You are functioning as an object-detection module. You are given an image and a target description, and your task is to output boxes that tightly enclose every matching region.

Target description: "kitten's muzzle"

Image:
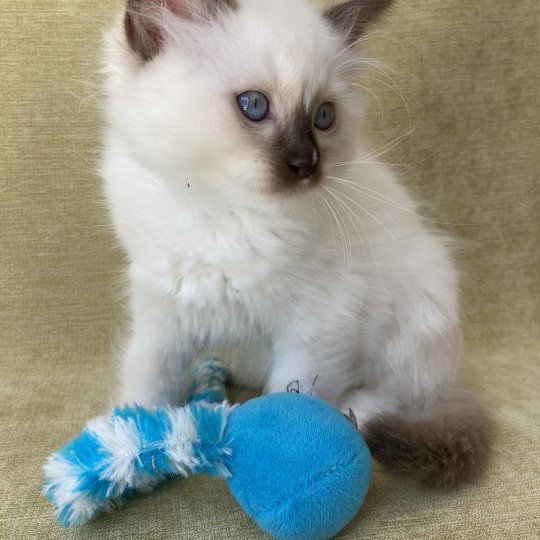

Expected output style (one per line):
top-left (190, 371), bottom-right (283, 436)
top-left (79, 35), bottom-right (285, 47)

top-left (288, 147), bottom-right (319, 180)
top-left (288, 143), bottom-right (319, 180)
top-left (269, 111), bottom-right (321, 193)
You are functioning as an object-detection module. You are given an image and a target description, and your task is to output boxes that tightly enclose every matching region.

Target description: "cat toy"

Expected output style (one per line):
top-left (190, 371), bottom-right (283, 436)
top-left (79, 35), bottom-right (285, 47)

top-left (43, 357), bottom-right (372, 540)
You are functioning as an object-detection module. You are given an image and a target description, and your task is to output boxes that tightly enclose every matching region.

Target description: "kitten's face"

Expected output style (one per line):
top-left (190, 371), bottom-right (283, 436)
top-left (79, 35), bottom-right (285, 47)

top-left (106, 0), bottom-right (391, 205)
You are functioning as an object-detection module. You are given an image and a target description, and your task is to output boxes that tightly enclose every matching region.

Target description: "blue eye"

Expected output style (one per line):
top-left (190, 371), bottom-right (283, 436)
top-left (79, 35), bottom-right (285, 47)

top-left (314, 102), bottom-right (335, 130)
top-left (237, 91), bottom-right (269, 122)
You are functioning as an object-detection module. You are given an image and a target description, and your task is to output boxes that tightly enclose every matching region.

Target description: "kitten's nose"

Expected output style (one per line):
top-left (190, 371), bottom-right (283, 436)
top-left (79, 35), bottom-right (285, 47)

top-left (289, 147), bottom-right (319, 180)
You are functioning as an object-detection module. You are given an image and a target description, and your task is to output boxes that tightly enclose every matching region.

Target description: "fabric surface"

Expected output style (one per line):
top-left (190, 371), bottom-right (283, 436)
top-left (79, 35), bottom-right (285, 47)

top-left (1, 0), bottom-right (538, 538)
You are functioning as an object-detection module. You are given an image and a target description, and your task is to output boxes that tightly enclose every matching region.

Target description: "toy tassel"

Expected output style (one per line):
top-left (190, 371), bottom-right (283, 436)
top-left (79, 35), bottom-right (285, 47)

top-left (42, 358), bottom-right (234, 527)
top-left (189, 356), bottom-right (229, 404)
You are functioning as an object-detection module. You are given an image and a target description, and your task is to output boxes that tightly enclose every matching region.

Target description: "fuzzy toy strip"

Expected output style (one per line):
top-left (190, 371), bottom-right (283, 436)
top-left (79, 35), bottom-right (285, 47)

top-left (189, 356), bottom-right (229, 404)
top-left (43, 357), bottom-right (234, 527)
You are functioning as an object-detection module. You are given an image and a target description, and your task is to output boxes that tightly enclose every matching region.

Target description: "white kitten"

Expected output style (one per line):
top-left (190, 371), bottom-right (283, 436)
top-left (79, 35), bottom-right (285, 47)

top-left (100, 0), bottom-right (490, 486)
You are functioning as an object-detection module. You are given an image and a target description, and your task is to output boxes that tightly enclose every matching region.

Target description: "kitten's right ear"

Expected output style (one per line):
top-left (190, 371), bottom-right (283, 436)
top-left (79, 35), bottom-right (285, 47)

top-left (124, 0), bottom-right (238, 61)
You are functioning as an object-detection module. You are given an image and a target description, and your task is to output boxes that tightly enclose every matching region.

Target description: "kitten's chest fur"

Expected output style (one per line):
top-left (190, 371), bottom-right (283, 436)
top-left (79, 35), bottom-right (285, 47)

top-left (110, 170), bottom-right (325, 341)
top-left (148, 220), bottom-right (285, 311)
top-left (103, 147), bottom-right (381, 346)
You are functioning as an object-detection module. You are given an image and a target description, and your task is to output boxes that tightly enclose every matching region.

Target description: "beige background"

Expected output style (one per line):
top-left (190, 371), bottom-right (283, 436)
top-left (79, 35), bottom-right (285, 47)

top-left (1, 1), bottom-right (538, 538)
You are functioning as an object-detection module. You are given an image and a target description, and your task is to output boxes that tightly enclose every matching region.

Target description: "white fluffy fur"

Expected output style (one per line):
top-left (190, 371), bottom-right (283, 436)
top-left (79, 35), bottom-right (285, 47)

top-left (101, 0), bottom-right (461, 427)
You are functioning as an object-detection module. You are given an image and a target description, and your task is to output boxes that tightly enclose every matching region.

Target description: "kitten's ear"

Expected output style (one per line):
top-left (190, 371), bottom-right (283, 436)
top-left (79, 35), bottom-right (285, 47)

top-left (324, 0), bottom-right (394, 45)
top-left (124, 0), bottom-right (238, 61)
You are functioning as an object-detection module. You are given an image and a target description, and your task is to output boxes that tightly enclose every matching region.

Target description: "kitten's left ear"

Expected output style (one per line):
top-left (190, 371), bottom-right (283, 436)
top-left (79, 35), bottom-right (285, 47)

top-left (324, 0), bottom-right (394, 44)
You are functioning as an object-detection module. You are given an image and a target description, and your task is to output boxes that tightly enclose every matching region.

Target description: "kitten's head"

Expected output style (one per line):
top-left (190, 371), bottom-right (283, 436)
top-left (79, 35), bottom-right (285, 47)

top-left (104, 0), bottom-right (393, 205)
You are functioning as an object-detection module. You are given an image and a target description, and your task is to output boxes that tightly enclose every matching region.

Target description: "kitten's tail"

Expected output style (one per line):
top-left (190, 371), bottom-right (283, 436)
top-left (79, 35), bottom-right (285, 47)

top-left (359, 386), bottom-right (492, 487)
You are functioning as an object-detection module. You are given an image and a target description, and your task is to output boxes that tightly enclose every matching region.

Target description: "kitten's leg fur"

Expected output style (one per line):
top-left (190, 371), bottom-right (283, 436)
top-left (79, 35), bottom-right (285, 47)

top-left (340, 313), bottom-right (492, 488)
top-left (265, 344), bottom-right (316, 395)
top-left (220, 342), bottom-right (273, 391)
top-left (118, 286), bottom-right (196, 407)
top-left (339, 389), bottom-right (401, 427)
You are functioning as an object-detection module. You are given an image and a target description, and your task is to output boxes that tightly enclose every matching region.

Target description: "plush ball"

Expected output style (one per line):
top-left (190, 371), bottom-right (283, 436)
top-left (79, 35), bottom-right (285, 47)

top-left (225, 393), bottom-right (372, 540)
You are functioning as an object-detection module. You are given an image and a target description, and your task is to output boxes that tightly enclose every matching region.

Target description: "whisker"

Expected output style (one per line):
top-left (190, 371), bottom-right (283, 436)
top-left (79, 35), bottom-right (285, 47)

top-left (335, 57), bottom-right (414, 162)
top-left (322, 184), bottom-right (367, 262)
top-left (325, 176), bottom-right (403, 236)
top-left (334, 123), bottom-right (419, 167)
top-left (314, 191), bottom-right (337, 255)
top-left (356, 73), bottom-right (412, 137)
top-left (320, 191), bottom-right (351, 279)
top-left (335, 147), bottom-right (440, 168)
top-left (323, 189), bottom-right (352, 276)
top-left (309, 192), bottom-right (319, 239)
top-left (342, 50), bottom-right (429, 88)
top-left (322, 185), bottom-right (384, 287)
top-left (324, 184), bottom-right (397, 241)
top-left (334, 179), bottom-right (403, 237)
top-left (327, 173), bottom-right (407, 209)
top-left (324, 174), bottom-right (465, 227)
top-left (328, 33), bottom-right (378, 68)
top-left (351, 82), bottom-right (384, 122)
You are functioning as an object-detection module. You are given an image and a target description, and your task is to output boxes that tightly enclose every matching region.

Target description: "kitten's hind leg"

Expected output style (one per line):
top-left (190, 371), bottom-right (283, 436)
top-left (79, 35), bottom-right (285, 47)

top-left (345, 385), bottom-right (492, 488)
top-left (338, 388), bottom-right (401, 428)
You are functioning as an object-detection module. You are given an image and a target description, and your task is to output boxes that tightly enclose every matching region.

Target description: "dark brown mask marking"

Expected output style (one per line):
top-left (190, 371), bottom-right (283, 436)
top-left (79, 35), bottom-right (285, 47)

top-left (270, 106), bottom-right (320, 193)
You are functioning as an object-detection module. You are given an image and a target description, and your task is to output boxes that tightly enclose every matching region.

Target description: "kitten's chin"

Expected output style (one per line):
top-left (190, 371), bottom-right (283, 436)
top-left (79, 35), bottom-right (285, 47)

top-left (267, 174), bottom-right (321, 198)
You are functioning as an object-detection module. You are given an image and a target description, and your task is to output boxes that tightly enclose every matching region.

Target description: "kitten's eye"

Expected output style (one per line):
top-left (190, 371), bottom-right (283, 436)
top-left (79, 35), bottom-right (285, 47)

top-left (314, 102), bottom-right (335, 131)
top-left (237, 91), bottom-right (270, 122)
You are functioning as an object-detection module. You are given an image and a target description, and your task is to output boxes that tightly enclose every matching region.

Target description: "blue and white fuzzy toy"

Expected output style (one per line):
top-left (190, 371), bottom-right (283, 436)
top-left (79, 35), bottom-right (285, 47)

top-left (43, 357), bottom-right (372, 540)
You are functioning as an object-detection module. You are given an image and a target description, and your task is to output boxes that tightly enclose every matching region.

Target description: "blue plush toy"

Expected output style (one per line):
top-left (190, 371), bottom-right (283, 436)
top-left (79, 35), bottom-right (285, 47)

top-left (43, 357), bottom-right (372, 540)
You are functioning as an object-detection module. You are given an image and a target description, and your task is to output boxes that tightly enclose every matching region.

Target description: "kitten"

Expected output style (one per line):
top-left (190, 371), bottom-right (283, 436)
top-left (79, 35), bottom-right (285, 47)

top-left (101, 0), bottom-right (490, 487)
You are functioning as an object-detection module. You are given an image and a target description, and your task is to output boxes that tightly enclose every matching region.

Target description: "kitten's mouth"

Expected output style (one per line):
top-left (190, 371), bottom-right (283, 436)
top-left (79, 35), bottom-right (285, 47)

top-left (269, 172), bottom-right (322, 197)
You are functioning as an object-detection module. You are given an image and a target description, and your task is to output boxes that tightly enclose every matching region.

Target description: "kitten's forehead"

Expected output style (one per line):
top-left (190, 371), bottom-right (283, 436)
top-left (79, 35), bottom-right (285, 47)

top-left (223, 0), bottom-right (342, 108)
